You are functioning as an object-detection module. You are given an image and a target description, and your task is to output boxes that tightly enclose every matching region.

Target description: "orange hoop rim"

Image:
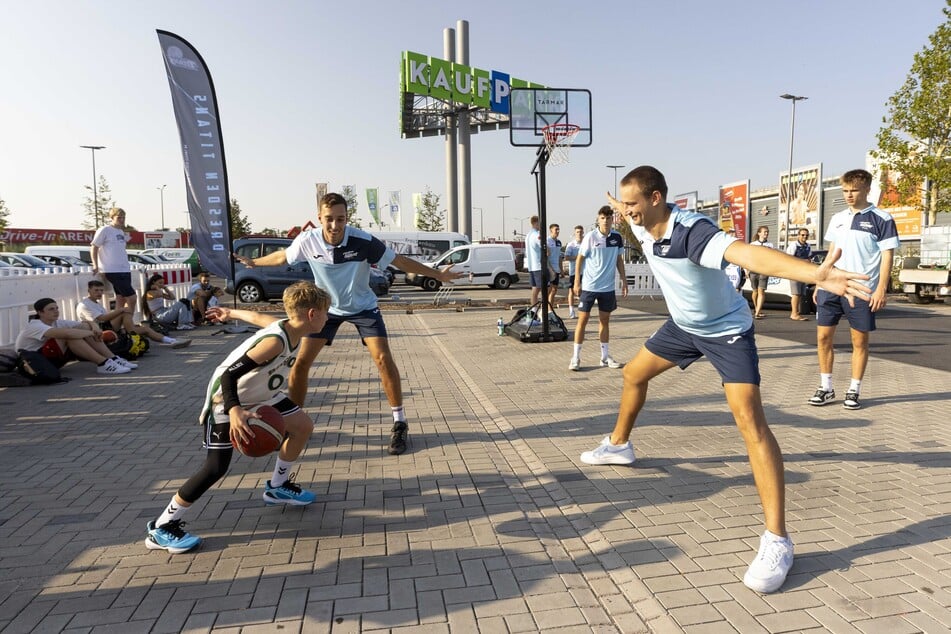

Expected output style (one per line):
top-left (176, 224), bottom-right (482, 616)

top-left (542, 123), bottom-right (581, 144)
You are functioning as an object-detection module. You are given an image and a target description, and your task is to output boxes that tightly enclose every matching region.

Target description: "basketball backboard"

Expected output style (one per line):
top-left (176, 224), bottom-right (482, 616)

top-left (509, 88), bottom-right (592, 147)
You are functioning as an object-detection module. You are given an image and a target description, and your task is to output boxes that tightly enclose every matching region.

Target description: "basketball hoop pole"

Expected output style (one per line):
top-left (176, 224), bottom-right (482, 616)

top-left (531, 144), bottom-right (554, 341)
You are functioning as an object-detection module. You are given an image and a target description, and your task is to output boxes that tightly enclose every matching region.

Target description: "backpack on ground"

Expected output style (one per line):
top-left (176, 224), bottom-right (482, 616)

top-left (16, 350), bottom-right (66, 385)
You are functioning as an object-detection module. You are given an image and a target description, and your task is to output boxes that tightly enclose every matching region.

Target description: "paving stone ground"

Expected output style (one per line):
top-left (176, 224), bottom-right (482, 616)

top-left (0, 305), bottom-right (949, 633)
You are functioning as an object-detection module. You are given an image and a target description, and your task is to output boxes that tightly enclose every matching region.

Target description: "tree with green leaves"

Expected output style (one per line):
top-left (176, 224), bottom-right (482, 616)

top-left (229, 198), bottom-right (253, 238)
top-left (0, 195), bottom-right (10, 234)
top-left (81, 175), bottom-right (115, 229)
top-left (341, 185), bottom-right (362, 228)
top-left (874, 1), bottom-right (951, 225)
top-left (415, 187), bottom-right (443, 231)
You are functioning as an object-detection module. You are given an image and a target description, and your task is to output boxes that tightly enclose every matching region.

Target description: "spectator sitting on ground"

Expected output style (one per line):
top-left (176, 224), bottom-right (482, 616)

top-left (186, 272), bottom-right (224, 324)
top-left (15, 298), bottom-right (135, 374)
top-left (143, 274), bottom-right (195, 331)
top-left (77, 280), bottom-right (192, 349)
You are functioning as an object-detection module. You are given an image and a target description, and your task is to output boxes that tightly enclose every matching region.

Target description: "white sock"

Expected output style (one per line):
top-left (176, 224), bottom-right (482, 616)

top-left (820, 373), bottom-right (833, 391)
top-left (572, 343), bottom-right (582, 359)
top-left (600, 343), bottom-right (609, 359)
top-left (392, 406), bottom-right (406, 423)
top-left (848, 379), bottom-right (862, 394)
top-left (155, 496), bottom-right (188, 528)
top-left (162, 336), bottom-right (175, 344)
top-left (271, 458), bottom-right (294, 487)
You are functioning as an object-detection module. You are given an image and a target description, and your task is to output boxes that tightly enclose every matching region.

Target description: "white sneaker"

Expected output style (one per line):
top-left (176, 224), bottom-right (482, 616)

top-left (568, 310), bottom-right (576, 319)
top-left (600, 356), bottom-right (622, 369)
top-left (177, 324), bottom-right (196, 331)
top-left (568, 357), bottom-right (580, 371)
top-left (169, 339), bottom-right (192, 349)
top-left (115, 357), bottom-right (138, 370)
top-left (743, 531), bottom-right (794, 593)
top-left (98, 358), bottom-right (131, 375)
top-left (580, 436), bottom-right (635, 465)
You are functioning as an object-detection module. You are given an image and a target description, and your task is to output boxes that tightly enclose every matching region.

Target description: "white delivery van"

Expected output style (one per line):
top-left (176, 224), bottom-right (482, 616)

top-left (25, 245), bottom-right (93, 264)
top-left (405, 243), bottom-right (519, 291)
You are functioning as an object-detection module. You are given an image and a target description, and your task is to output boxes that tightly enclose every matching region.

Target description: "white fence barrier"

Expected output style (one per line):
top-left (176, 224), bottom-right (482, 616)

top-left (623, 263), bottom-right (662, 298)
top-left (0, 265), bottom-right (192, 349)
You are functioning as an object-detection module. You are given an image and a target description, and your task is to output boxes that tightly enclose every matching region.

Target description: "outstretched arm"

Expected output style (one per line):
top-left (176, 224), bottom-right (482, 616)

top-left (391, 254), bottom-right (465, 283)
top-left (233, 249), bottom-right (288, 268)
top-left (206, 306), bottom-right (281, 329)
top-left (724, 242), bottom-right (870, 303)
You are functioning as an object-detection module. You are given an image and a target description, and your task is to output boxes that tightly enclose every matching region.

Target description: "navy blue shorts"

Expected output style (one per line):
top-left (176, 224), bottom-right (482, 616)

top-left (307, 307), bottom-right (388, 345)
top-left (104, 272), bottom-right (136, 298)
top-left (578, 290), bottom-right (617, 313)
top-left (816, 290), bottom-right (875, 332)
top-left (645, 319), bottom-right (761, 385)
top-left (529, 270), bottom-right (558, 288)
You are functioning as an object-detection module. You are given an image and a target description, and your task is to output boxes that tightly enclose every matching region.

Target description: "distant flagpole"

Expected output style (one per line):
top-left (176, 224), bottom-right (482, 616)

top-left (156, 30), bottom-right (234, 282)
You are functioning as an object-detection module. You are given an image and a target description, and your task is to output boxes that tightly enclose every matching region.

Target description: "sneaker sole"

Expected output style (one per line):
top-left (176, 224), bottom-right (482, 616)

top-left (388, 444), bottom-right (407, 456)
top-left (144, 535), bottom-right (200, 554)
top-left (580, 454), bottom-right (635, 466)
top-left (843, 403), bottom-right (861, 410)
top-left (262, 492), bottom-right (315, 506)
top-left (742, 569), bottom-right (787, 594)
top-left (808, 399), bottom-right (833, 406)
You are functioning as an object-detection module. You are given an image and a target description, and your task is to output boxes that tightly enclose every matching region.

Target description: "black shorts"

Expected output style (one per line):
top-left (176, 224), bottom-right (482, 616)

top-left (307, 307), bottom-right (388, 346)
top-left (104, 272), bottom-right (136, 298)
top-left (203, 395), bottom-right (299, 450)
top-left (645, 319), bottom-right (761, 385)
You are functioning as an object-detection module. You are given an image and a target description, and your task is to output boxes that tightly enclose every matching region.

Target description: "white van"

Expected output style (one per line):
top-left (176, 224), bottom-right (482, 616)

top-left (25, 245), bottom-right (93, 264)
top-left (405, 243), bottom-right (519, 291)
top-left (369, 231), bottom-right (470, 261)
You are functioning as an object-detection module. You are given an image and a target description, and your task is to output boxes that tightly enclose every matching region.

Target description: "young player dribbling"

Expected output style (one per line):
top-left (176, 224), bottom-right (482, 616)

top-left (144, 282), bottom-right (330, 553)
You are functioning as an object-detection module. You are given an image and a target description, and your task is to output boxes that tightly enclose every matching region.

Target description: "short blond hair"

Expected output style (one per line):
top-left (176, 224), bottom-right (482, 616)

top-left (109, 207), bottom-right (126, 219)
top-left (283, 281), bottom-right (330, 316)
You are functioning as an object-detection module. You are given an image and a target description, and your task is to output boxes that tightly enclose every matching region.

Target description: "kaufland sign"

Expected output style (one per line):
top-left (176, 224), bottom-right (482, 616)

top-left (401, 51), bottom-right (542, 114)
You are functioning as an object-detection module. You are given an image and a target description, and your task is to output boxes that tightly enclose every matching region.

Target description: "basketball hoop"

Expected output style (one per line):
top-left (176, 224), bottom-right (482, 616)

top-left (542, 123), bottom-right (581, 166)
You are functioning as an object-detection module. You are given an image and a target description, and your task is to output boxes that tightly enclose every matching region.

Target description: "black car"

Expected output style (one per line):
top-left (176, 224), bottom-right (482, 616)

top-left (227, 237), bottom-right (389, 303)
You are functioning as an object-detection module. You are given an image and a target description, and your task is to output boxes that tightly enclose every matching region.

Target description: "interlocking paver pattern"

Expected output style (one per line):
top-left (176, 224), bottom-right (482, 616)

top-left (0, 304), bottom-right (949, 632)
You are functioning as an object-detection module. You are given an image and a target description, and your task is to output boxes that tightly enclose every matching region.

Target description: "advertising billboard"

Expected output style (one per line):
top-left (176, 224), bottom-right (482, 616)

top-left (778, 164), bottom-right (822, 248)
top-left (718, 181), bottom-right (750, 241)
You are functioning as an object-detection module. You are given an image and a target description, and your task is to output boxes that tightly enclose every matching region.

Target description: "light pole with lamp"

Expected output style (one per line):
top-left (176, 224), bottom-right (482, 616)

top-left (473, 206), bottom-right (484, 240)
top-left (606, 164), bottom-right (625, 198)
top-left (497, 195), bottom-right (510, 241)
top-left (157, 184), bottom-right (167, 230)
top-left (780, 94), bottom-right (807, 246)
top-left (80, 145), bottom-right (106, 228)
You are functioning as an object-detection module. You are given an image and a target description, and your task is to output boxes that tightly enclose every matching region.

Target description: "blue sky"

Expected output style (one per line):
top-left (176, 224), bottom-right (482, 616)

top-left (0, 0), bottom-right (944, 240)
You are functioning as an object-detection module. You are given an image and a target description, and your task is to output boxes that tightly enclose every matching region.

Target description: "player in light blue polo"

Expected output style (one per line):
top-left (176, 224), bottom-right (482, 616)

top-left (568, 206), bottom-right (628, 371)
top-left (234, 193), bottom-right (463, 455)
top-left (581, 166), bottom-right (871, 595)
top-left (809, 169), bottom-right (899, 411)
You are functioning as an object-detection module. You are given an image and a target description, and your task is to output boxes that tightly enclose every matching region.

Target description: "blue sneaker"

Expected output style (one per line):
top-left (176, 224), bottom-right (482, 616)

top-left (145, 519), bottom-right (201, 553)
top-left (263, 476), bottom-right (316, 506)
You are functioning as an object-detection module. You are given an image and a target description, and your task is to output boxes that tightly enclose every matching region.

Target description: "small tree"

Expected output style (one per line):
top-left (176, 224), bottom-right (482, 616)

top-left (81, 175), bottom-right (116, 229)
top-left (229, 198), bottom-right (253, 238)
top-left (0, 195), bottom-right (10, 234)
top-left (341, 185), bottom-right (362, 228)
top-left (873, 1), bottom-right (951, 225)
top-left (415, 187), bottom-right (443, 231)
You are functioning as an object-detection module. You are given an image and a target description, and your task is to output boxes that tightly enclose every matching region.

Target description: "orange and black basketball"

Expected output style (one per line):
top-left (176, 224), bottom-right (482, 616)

top-left (232, 405), bottom-right (285, 457)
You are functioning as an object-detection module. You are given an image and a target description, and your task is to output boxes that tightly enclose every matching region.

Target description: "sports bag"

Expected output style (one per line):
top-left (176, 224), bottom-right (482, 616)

top-left (16, 350), bottom-right (65, 384)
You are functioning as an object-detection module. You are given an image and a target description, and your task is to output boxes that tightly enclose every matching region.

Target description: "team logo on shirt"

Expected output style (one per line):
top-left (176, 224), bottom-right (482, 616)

top-left (859, 221), bottom-right (873, 230)
top-left (342, 250), bottom-right (360, 260)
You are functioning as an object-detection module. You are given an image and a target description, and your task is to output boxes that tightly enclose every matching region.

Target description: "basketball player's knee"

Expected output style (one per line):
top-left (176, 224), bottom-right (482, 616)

top-left (284, 412), bottom-right (314, 437)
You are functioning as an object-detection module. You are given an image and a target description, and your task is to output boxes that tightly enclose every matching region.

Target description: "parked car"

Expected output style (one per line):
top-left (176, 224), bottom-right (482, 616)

top-left (227, 237), bottom-right (389, 303)
top-left (126, 252), bottom-right (165, 267)
top-left (0, 252), bottom-right (59, 270)
top-left (33, 254), bottom-right (90, 269)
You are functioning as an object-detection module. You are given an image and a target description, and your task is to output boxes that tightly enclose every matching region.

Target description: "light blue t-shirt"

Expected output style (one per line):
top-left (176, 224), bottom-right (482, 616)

top-left (564, 239), bottom-right (582, 276)
top-left (630, 205), bottom-right (751, 337)
top-left (525, 228), bottom-right (542, 272)
top-left (284, 226), bottom-right (396, 316)
top-left (579, 229), bottom-right (624, 293)
top-left (824, 205), bottom-right (899, 293)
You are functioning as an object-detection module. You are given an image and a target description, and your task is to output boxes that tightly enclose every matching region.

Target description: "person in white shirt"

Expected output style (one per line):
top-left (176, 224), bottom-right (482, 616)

top-left (77, 280), bottom-right (191, 348)
top-left (747, 226), bottom-right (774, 319)
top-left (91, 208), bottom-right (136, 313)
top-left (563, 225), bottom-right (585, 318)
top-left (16, 298), bottom-right (133, 374)
top-left (785, 229), bottom-right (813, 321)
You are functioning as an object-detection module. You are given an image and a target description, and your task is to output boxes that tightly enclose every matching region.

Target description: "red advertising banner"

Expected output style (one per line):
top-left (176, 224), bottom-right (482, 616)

top-left (718, 181), bottom-right (750, 241)
top-left (0, 228), bottom-right (185, 247)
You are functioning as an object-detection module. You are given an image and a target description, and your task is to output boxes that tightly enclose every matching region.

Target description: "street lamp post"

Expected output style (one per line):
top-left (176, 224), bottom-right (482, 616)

top-left (497, 195), bottom-right (510, 241)
top-left (157, 184), bottom-right (167, 230)
top-left (780, 94), bottom-right (807, 243)
top-left (473, 206), bottom-right (484, 240)
top-left (80, 145), bottom-right (106, 228)
top-left (606, 164), bottom-right (625, 198)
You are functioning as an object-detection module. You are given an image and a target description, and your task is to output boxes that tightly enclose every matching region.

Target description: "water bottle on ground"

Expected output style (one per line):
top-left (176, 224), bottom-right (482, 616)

top-left (497, 317), bottom-right (505, 336)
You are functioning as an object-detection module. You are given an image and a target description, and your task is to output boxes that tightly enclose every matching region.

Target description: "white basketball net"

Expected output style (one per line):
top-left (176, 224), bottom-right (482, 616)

top-left (543, 124), bottom-right (581, 166)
